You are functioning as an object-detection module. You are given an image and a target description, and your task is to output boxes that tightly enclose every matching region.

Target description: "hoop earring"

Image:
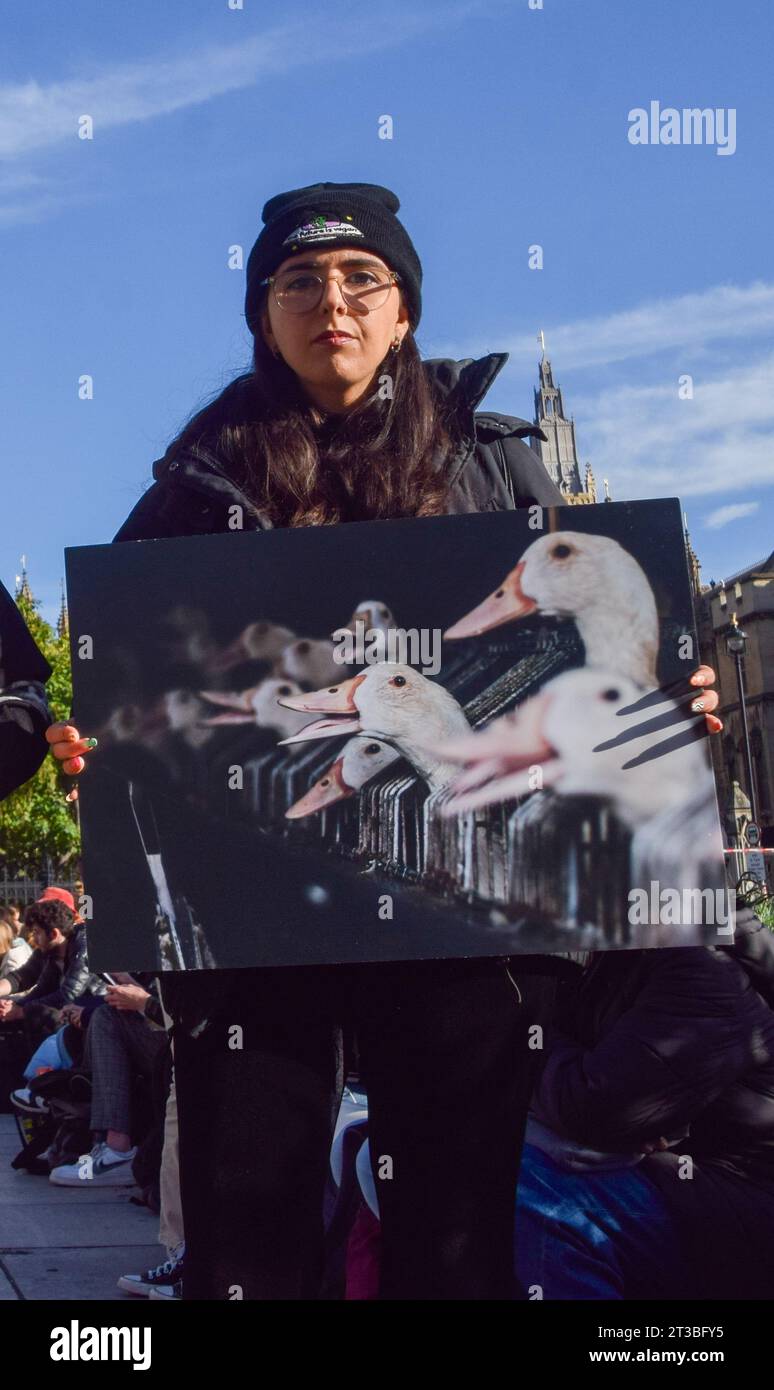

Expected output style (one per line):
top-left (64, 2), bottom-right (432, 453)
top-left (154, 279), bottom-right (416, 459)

top-left (390, 337), bottom-right (401, 354)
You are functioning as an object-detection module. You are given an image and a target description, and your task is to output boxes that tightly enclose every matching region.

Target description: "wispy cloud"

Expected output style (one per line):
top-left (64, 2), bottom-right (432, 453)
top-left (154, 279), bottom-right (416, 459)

top-left (0, 7), bottom-right (478, 160)
top-left (568, 350), bottom-right (774, 500)
top-left (437, 280), bottom-right (774, 506)
top-left (443, 281), bottom-right (774, 373)
top-left (0, 5), bottom-right (482, 225)
top-left (704, 501), bottom-right (760, 530)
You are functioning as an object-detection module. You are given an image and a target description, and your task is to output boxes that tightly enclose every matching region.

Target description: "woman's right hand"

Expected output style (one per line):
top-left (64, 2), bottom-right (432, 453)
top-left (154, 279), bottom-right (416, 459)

top-left (45, 722), bottom-right (98, 798)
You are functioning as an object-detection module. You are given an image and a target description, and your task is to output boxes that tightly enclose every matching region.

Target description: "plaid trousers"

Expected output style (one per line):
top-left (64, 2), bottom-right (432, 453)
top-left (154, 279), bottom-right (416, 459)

top-left (83, 1003), bottom-right (168, 1136)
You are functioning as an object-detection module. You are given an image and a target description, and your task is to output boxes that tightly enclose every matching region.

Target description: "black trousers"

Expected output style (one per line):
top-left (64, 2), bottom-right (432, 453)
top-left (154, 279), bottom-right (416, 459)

top-left (22, 1003), bottom-right (64, 1054)
top-left (170, 958), bottom-right (557, 1301)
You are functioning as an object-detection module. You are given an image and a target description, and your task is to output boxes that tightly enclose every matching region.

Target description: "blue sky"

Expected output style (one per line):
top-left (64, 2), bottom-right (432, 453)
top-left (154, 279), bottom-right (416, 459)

top-left (2, 0), bottom-right (772, 621)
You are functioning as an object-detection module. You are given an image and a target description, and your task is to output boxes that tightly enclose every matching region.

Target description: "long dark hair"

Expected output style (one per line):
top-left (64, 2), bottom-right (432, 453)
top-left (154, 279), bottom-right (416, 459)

top-left (162, 298), bottom-right (459, 527)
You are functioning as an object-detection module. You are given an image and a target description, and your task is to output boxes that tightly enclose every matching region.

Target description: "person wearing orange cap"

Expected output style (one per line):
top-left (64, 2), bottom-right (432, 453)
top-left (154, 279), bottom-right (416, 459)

top-left (0, 895), bottom-right (105, 1050)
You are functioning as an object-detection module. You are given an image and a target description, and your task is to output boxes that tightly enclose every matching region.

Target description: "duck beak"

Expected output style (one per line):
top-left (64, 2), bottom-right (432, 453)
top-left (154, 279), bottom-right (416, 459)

top-left (277, 672), bottom-right (366, 713)
top-left (285, 757), bottom-right (352, 818)
top-left (331, 608), bottom-right (368, 639)
top-left (197, 687), bottom-right (255, 726)
top-left (199, 689), bottom-right (253, 711)
top-left (278, 716), bottom-right (362, 745)
top-left (444, 562), bottom-right (537, 639)
top-left (440, 690), bottom-right (558, 812)
top-left (199, 711), bottom-right (255, 726)
top-left (209, 637), bottom-right (246, 673)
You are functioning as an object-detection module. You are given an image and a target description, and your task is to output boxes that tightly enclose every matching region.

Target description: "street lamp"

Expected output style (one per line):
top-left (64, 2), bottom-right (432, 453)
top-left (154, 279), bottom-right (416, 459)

top-left (726, 612), bottom-right (760, 826)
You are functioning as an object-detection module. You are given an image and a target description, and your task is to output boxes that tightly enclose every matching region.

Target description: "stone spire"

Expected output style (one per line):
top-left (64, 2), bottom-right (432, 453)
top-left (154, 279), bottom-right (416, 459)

top-left (15, 555), bottom-right (33, 605)
top-left (532, 349), bottom-right (583, 495)
top-left (57, 579), bottom-right (69, 639)
top-left (683, 514), bottom-right (703, 597)
top-left (531, 343), bottom-right (600, 504)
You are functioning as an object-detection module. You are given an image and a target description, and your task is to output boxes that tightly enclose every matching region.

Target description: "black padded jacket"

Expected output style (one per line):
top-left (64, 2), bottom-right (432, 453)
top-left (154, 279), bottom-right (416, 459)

top-left (113, 353), bottom-right (562, 544)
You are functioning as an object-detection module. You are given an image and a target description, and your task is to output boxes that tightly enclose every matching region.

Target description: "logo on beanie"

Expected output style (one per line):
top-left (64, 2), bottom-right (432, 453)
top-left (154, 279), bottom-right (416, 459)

top-left (282, 214), bottom-right (365, 248)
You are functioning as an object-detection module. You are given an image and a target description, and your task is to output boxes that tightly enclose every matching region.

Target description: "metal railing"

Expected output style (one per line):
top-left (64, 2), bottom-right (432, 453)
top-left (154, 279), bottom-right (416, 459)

top-left (1, 874), bottom-right (80, 908)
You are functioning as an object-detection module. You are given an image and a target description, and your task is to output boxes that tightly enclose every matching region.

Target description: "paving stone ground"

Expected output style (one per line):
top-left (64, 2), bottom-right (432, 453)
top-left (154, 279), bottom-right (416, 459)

top-left (0, 1113), bottom-right (164, 1301)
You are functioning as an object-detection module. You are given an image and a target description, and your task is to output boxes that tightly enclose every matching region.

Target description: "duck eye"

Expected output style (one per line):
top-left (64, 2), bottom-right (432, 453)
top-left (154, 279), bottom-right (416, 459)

top-left (601, 687), bottom-right (620, 702)
top-left (277, 685), bottom-right (292, 696)
top-left (296, 640), bottom-right (310, 654)
top-left (379, 607), bottom-right (389, 618)
top-left (390, 675), bottom-right (407, 687)
top-left (365, 742), bottom-right (381, 754)
top-left (552, 543), bottom-right (572, 559)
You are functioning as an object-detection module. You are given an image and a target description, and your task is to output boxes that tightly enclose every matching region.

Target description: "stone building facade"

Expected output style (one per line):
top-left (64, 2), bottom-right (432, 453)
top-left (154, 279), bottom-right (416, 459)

top-left (695, 552), bottom-right (774, 852)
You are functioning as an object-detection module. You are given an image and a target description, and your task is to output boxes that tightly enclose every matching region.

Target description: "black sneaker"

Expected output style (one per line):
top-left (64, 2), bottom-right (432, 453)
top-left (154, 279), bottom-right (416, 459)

top-left (117, 1248), bottom-right (185, 1298)
top-left (10, 1087), bottom-right (50, 1115)
top-left (148, 1279), bottom-right (182, 1300)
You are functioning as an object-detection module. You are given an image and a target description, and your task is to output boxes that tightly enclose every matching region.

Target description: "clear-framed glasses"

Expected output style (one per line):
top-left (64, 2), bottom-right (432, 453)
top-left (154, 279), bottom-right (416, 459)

top-left (261, 266), bottom-right (400, 315)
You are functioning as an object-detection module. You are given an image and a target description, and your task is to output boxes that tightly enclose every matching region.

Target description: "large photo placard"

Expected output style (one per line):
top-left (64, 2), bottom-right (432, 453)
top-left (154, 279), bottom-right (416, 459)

top-left (65, 498), bottom-right (728, 971)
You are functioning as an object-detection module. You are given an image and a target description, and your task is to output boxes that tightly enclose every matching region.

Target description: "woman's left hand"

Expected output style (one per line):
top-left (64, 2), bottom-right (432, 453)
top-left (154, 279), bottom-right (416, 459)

top-left (689, 665), bottom-right (722, 734)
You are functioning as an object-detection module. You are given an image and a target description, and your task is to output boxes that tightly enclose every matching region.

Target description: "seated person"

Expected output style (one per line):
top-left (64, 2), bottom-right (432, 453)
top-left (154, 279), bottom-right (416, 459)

top-left (0, 908), bottom-right (32, 980)
top-left (515, 920), bottom-right (774, 1301)
top-left (50, 977), bottom-right (169, 1187)
top-left (0, 891), bottom-right (106, 1048)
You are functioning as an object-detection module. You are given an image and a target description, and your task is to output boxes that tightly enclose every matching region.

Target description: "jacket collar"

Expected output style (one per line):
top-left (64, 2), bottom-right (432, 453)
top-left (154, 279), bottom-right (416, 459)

top-left (421, 351), bottom-right (510, 414)
top-left (422, 352), bottom-right (512, 487)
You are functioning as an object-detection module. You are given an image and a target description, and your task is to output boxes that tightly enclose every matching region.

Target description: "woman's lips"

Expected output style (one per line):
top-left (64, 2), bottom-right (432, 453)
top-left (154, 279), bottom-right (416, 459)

top-left (313, 332), bottom-right (354, 345)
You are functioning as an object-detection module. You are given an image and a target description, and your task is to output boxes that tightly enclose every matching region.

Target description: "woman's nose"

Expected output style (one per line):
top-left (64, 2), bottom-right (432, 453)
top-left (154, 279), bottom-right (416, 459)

top-left (319, 276), bottom-right (347, 312)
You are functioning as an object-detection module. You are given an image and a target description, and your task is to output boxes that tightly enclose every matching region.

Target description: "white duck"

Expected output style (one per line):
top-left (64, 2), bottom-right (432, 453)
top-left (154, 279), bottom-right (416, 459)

top-left (437, 668), bottom-right (713, 827)
top-left (444, 532), bottom-right (660, 688)
top-left (209, 620), bottom-right (297, 673)
top-left (275, 637), bottom-right (343, 688)
top-left (333, 599), bottom-right (397, 640)
top-left (96, 702), bottom-right (167, 752)
top-left (199, 677), bottom-right (311, 740)
top-left (285, 737), bottom-right (402, 819)
top-left (277, 662), bottom-right (471, 791)
top-left (162, 689), bottom-right (214, 751)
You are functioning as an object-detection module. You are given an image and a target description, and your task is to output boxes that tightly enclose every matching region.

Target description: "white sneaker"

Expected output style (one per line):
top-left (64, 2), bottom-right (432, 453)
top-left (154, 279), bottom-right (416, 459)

top-left (49, 1141), bottom-right (138, 1187)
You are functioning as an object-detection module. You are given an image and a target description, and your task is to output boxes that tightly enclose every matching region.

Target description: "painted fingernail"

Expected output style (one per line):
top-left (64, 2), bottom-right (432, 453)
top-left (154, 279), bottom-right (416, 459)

top-left (84, 737), bottom-right (98, 748)
top-left (691, 698), bottom-right (705, 712)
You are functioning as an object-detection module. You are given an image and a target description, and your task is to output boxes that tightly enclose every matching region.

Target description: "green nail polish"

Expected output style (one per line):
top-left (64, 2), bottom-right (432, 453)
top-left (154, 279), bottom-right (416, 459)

top-left (85, 737), bottom-right (98, 749)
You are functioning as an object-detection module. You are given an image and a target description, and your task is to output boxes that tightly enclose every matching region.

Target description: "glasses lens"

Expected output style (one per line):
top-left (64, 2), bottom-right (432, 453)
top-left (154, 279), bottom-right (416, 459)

top-left (273, 271), bottom-right (323, 313)
top-left (273, 269), bottom-right (395, 313)
top-left (341, 271), bottom-right (393, 312)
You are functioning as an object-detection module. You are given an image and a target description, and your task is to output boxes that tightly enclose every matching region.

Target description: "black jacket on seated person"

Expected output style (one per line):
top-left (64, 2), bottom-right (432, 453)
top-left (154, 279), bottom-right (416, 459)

top-left (534, 920), bottom-right (774, 1298)
top-left (4, 923), bottom-right (107, 1012)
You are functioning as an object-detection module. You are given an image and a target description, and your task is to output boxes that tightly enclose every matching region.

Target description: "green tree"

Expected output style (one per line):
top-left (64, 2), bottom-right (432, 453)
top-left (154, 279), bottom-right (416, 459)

top-left (0, 586), bottom-right (80, 878)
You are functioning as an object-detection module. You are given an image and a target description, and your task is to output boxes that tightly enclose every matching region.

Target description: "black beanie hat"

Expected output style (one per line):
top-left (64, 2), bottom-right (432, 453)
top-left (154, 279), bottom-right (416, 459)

top-left (244, 182), bottom-right (422, 336)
